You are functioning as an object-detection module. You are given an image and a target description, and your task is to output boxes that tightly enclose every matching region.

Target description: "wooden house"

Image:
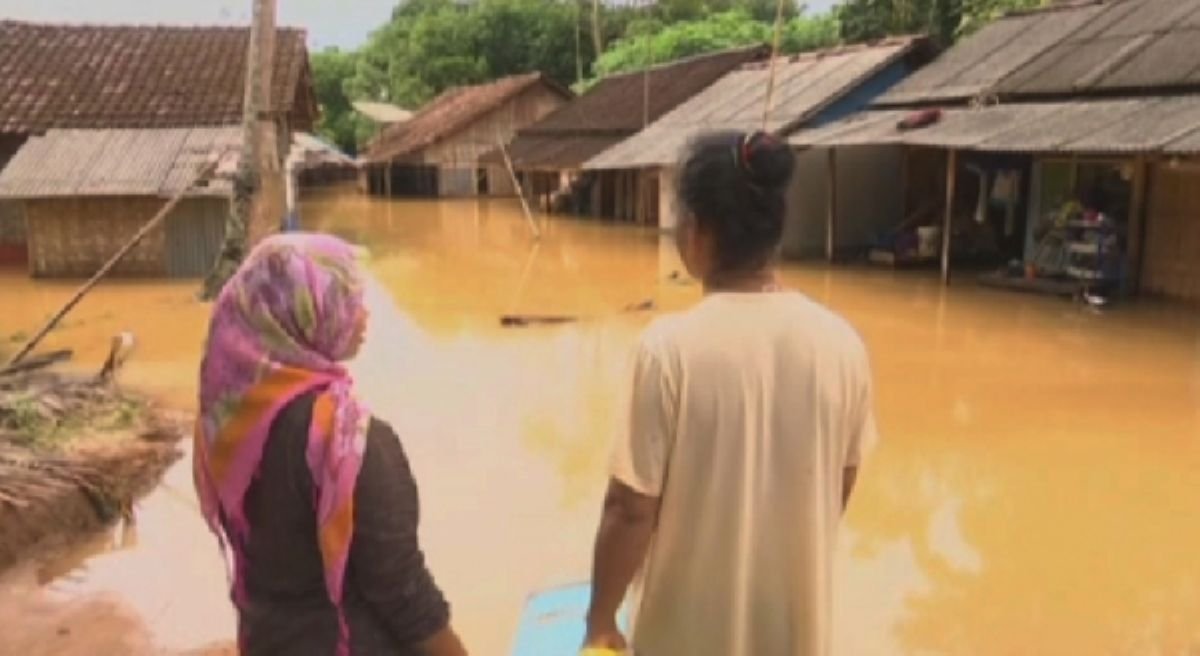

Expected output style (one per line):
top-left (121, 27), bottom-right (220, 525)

top-left (0, 21), bottom-right (317, 277)
top-left (504, 46), bottom-right (766, 222)
top-left (791, 0), bottom-right (1200, 303)
top-left (584, 37), bottom-right (931, 250)
top-left (361, 73), bottom-right (572, 198)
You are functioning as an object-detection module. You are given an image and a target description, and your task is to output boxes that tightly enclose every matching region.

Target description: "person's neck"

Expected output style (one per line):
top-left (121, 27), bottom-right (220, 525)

top-left (703, 268), bottom-right (781, 294)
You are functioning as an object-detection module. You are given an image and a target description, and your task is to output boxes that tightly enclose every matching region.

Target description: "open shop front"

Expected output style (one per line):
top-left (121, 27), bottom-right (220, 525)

top-left (980, 156), bottom-right (1138, 301)
top-left (863, 147), bottom-right (1032, 275)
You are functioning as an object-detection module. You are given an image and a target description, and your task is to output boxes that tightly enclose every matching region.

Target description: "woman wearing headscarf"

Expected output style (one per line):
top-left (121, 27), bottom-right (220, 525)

top-left (193, 233), bottom-right (466, 656)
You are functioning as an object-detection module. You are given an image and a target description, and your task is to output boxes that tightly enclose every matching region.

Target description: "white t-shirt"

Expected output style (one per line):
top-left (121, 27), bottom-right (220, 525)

top-left (611, 291), bottom-right (877, 656)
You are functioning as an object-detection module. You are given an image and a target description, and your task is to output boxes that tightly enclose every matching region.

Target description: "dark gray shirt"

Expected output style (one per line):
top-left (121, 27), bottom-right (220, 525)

top-left (236, 392), bottom-right (449, 655)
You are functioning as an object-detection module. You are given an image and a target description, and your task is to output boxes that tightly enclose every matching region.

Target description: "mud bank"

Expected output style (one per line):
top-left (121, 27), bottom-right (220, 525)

top-left (0, 370), bottom-right (186, 572)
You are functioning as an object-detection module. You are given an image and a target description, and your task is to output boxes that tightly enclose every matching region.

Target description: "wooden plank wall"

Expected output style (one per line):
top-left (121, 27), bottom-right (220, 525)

top-left (423, 84), bottom-right (569, 191)
top-left (1143, 163), bottom-right (1200, 302)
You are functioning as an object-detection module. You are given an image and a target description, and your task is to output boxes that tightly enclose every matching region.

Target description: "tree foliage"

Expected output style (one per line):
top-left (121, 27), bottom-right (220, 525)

top-left (836, 0), bottom-right (1044, 46)
top-left (311, 47), bottom-right (374, 154)
top-left (346, 0), bottom-right (604, 108)
top-left (308, 0), bottom-right (1040, 152)
top-left (594, 9), bottom-right (840, 77)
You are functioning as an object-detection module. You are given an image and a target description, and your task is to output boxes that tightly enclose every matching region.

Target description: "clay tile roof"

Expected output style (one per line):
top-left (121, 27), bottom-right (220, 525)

top-left (364, 73), bottom-right (573, 163)
top-left (0, 20), bottom-right (317, 135)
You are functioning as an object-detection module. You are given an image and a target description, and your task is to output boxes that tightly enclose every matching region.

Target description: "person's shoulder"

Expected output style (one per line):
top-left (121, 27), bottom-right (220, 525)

top-left (786, 294), bottom-right (869, 355)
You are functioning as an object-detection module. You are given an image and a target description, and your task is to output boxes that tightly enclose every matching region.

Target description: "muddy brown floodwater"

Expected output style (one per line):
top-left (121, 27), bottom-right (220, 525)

top-left (0, 189), bottom-right (1198, 655)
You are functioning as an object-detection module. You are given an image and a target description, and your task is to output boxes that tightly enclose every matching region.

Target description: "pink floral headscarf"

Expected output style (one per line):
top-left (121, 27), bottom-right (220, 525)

top-left (193, 233), bottom-right (368, 656)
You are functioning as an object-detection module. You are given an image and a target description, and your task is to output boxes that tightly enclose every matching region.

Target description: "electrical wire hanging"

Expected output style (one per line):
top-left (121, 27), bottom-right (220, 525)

top-left (761, 0), bottom-right (789, 131)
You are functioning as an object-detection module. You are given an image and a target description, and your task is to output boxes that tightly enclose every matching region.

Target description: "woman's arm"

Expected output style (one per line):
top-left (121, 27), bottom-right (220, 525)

top-left (348, 418), bottom-right (467, 656)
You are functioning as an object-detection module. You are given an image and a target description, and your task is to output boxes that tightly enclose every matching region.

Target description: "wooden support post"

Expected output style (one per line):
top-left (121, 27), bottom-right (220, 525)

top-left (590, 173), bottom-right (602, 219)
top-left (1127, 155), bottom-right (1148, 295)
top-left (384, 161), bottom-right (393, 198)
top-left (621, 172), bottom-right (630, 221)
top-left (942, 149), bottom-right (959, 286)
top-left (826, 148), bottom-right (838, 262)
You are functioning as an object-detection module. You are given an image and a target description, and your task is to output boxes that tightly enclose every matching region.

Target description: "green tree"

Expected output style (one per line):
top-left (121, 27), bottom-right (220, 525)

top-left (310, 47), bottom-right (365, 153)
top-left (836, 0), bottom-right (1043, 46)
top-left (594, 9), bottom-right (839, 78)
top-left (346, 0), bottom-right (603, 109)
top-left (958, 0), bottom-right (1044, 35)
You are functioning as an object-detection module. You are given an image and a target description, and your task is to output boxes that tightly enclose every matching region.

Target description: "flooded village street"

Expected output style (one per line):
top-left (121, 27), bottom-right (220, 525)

top-left (0, 192), bottom-right (1197, 654)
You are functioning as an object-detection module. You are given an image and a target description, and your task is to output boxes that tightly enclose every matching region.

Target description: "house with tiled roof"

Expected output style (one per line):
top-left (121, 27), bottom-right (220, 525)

top-left (0, 20), bottom-right (316, 277)
top-left (361, 73), bottom-right (572, 198)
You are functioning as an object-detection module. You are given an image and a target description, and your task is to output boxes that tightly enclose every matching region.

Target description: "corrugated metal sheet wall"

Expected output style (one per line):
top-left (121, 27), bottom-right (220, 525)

top-left (166, 198), bottom-right (227, 278)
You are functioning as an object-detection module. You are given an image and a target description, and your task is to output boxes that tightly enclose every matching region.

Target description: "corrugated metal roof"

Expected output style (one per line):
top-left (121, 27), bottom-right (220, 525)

top-left (364, 73), bottom-right (572, 164)
top-left (997, 0), bottom-right (1200, 96)
top-left (352, 101), bottom-right (413, 124)
top-left (497, 134), bottom-right (623, 170)
top-left (877, 3), bottom-right (1105, 105)
top-left (790, 97), bottom-right (1200, 154)
top-left (585, 38), bottom-right (923, 170)
top-left (507, 46), bottom-right (766, 169)
top-left (290, 132), bottom-right (357, 169)
top-left (0, 127), bottom-right (240, 199)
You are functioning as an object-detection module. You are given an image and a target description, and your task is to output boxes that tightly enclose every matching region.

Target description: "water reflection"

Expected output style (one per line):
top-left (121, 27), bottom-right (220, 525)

top-left (0, 191), bottom-right (1196, 654)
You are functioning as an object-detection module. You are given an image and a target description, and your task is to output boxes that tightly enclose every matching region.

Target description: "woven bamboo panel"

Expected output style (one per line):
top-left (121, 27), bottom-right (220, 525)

top-left (1143, 165), bottom-right (1200, 302)
top-left (26, 198), bottom-right (169, 277)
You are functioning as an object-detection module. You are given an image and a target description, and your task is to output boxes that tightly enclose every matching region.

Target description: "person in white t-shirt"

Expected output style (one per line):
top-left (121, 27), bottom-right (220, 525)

top-left (583, 131), bottom-right (878, 656)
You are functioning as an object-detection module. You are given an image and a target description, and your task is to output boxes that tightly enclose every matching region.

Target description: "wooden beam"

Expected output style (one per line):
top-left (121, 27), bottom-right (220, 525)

top-left (498, 140), bottom-right (541, 239)
top-left (620, 172), bottom-right (629, 222)
top-left (942, 149), bottom-right (959, 286)
top-left (384, 161), bottom-right (393, 198)
top-left (826, 148), bottom-right (838, 262)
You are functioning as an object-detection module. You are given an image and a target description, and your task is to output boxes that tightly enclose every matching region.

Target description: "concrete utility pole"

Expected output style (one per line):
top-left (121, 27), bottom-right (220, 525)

top-left (203, 0), bottom-right (277, 299)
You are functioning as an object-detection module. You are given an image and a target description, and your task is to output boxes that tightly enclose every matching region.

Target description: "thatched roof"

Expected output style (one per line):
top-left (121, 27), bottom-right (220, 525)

top-left (0, 21), bottom-right (317, 134)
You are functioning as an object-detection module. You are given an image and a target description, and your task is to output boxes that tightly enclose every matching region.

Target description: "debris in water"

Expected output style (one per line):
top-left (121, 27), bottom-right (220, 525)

top-left (500, 315), bottom-right (579, 327)
top-left (97, 331), bottom-right (136, 382)
top-left (0, 370), bottom-right (185, 573)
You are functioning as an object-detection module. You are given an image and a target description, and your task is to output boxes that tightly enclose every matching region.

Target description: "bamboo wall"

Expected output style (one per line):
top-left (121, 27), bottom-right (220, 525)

top-left (26, 197), bottom-right (168, 277)
top-left (1143, 163), bottom-right (1200, 302)
top-left (25, 196), bottom-right (226, 278)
